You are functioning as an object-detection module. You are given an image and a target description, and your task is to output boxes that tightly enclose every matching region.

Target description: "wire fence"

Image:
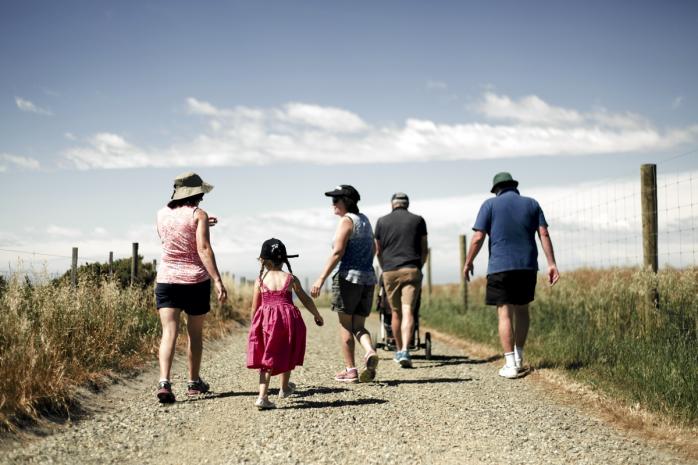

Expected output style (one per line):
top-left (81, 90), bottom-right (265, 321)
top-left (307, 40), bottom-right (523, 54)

top-left (0, 247), bottom-right (132, 281)
top-left (543, 153), bottom-right (698, 271)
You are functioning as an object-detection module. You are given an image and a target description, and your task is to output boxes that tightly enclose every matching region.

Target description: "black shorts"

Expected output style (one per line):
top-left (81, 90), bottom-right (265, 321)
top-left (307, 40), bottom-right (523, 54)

top-left (331, 273), bottom-right (374, 317)
top-left (485, 270), bottom-right (537, 306)
top-left (155, 280), bottom-right (211, 316)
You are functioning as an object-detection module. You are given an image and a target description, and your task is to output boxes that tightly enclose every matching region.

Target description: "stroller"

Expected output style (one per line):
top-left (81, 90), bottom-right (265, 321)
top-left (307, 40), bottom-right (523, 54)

top-left (374, 275), bottom-right (432, 359)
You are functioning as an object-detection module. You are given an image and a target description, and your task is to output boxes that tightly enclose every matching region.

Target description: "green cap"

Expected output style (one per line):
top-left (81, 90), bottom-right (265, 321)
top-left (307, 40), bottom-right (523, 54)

top-left (491, 172), bottom-right (518, 193)
top-left (170, 172), bottom-right (214, 200)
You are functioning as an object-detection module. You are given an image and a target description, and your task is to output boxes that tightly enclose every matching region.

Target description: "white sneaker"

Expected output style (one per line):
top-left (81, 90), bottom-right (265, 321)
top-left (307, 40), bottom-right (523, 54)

top-left (514, 357), bottom-right (523, 369)
top-left (255, 397), bottom-right (276, 410)
top-left (498, 364), bottom-right (520, 379)
top-left (278, 382), bottom-right (296, 399)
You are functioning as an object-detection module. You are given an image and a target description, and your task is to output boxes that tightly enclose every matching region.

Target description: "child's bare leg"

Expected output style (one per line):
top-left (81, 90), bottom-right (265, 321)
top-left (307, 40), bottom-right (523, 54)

top-left (280, 371), bottom-right (291, 391)
top-left (258, 370), bottom-right (272, 399)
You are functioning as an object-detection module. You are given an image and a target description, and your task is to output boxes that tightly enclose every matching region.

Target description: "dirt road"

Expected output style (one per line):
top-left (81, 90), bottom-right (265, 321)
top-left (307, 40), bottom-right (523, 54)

top-left (2, 309), bottom-right (690, 465)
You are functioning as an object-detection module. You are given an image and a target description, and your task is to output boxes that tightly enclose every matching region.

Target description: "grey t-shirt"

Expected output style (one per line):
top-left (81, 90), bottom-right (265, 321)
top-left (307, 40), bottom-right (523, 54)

top-left (375, 208), bottom-right (427, 272)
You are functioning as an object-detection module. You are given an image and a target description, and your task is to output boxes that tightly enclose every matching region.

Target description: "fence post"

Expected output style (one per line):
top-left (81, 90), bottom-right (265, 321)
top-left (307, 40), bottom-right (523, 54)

top-left (459, 234), bottom-right (468, 312)
top-left (71, 247), bottom-right (78, 288)
top-left (425, 247), bottom-right (432, 304)
top-left (131, 242), bottom-right (139, 286)
top-left (641, 164), bottom-right (659, 308)
top-left (641, 164), bottom-right (658, 272)
top-left (108, 251), bottom-right (113, 277)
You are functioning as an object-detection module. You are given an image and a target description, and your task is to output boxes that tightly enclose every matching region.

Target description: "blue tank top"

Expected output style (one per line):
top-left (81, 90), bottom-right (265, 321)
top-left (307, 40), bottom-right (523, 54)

top-left (338, 213), bottom-right (377, 285)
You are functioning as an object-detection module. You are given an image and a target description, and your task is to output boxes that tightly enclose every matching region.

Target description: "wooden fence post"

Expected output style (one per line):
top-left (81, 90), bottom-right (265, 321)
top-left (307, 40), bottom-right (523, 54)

top-left (71, 247), bottom-right (78, 288)
top-left (459, 234), bottom-right (468, 312)
top-left (641, 164), bottom-right (659, 272)
top-left (131, 242), bottom-right (138, 286)
top-left (641, 164), bottom-right (659, 308)
top-left (108, 251), bottom-right (113, 277)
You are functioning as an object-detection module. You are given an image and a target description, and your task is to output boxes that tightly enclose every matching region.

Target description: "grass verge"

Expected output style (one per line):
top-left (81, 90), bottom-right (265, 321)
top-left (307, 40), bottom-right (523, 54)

top-left (0, 272), bottom-right (251, 432)
top-left (420, 268), bottom-right (698, 426)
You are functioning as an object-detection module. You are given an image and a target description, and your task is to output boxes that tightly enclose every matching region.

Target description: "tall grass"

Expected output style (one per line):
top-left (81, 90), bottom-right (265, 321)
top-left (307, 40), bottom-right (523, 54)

top-left (0, 271), bottom-right (251, 431)
top-left (421, 268), bottom-right (698, 425)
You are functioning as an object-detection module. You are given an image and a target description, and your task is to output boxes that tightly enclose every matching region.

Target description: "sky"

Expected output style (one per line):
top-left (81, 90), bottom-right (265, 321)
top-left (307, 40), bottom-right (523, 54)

top-left (1, 0), bottom-right (697, 284)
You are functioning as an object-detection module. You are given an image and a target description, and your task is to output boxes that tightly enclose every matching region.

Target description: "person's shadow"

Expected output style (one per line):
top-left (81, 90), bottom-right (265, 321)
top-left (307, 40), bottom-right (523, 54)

top-left (182, 390), bottom-right (257, 403)
top-left (376, 377), bottom-right (473, 387)
top-left (280, 398), bottom-right (388, 410)
top-left (410, 354), bottom-right (500, 368)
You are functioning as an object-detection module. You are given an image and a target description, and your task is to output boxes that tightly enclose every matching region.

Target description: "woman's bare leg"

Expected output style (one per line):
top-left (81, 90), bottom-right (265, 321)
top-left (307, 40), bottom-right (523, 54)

top-left (158, 308), bottom-right (180, 380)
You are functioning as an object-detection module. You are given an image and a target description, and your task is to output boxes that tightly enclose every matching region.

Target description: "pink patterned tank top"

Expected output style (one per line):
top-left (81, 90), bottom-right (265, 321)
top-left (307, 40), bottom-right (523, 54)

top-left (156, 206), bottom-right (209, 284)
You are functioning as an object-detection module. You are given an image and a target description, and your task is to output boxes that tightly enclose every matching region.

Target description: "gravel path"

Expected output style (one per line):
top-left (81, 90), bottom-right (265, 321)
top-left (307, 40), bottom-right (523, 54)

top-left (2, 308), bottom-right (691, 465)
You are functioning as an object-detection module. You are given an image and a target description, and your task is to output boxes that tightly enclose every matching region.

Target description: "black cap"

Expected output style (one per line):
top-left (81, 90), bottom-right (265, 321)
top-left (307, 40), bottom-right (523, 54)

top-left (324, 184), bottom-right (360, 202)
top-left (259, 238), bottom-right (299, 261)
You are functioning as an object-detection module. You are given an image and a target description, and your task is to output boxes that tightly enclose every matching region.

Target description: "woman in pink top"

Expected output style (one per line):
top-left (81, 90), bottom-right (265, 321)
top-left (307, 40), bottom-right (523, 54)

top-left (155, 172), bottom-right (227, 403)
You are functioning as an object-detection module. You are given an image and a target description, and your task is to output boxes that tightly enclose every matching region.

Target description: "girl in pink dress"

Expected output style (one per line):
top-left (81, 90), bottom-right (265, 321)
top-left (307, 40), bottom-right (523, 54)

top-left (247, 238), bottom-right (324, 410)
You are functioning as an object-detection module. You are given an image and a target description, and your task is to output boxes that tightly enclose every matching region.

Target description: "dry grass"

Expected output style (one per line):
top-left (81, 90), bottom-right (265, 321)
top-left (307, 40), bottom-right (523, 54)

top-left (0, 272), bottom-right (251, 432)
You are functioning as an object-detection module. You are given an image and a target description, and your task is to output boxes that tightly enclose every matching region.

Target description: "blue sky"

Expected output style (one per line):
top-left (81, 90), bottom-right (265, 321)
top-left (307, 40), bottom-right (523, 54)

top-left (1, 0), bottom-right (697, 283)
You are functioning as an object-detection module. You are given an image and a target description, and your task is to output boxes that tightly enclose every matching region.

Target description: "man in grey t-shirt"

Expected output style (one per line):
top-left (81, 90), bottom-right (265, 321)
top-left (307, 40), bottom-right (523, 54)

top-left (375, 192), bottom-right (428, 367)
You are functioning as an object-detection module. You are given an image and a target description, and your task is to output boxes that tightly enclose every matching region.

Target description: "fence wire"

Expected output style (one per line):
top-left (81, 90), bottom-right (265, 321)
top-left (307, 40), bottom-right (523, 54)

top-left (543, 155), bottom-right (698, 271)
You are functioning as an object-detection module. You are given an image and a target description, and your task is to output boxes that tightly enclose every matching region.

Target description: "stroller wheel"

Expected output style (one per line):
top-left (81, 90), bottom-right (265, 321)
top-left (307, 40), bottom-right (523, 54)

top-left (425, 332), bottom-right (432, 360)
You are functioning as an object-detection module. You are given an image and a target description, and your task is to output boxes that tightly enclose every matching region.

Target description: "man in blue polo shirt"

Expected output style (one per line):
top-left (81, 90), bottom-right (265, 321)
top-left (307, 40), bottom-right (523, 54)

top-left (464, 172), bottom-right (560, 379)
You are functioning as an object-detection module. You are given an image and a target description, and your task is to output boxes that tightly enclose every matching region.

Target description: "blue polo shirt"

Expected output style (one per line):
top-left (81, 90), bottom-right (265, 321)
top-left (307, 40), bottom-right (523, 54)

top-left (472, 188), bottom-right (548, 275)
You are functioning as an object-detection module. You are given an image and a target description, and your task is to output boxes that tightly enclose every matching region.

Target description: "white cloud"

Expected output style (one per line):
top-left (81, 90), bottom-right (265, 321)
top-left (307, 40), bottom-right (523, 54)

top-left (0, 153), bottom-right (40, 171)
top-left (64, 132), bottom-right (77, 141)
top-left (186, 97), bottom-right (223, 116)
top-left (672, 96), bottom-right (684, 109)
top-left (47, 225), bottom-right (83, 238)
top-left (277, 102), bottom-right (368, 133)
top-left (476, 92), bottom-right (584, 126)
top-left (63, 93), bottom-right (698, 170)
top-left (15, 97), bottom-right (53, 116)
top-left (64, 133), bottom-right (152, 169)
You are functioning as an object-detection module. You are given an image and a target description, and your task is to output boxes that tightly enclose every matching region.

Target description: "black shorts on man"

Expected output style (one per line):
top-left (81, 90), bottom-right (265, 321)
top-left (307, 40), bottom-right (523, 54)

top-left (155, 279), bottom-right (211, 315)
top-left (485, 270), bottom-right (537, 306)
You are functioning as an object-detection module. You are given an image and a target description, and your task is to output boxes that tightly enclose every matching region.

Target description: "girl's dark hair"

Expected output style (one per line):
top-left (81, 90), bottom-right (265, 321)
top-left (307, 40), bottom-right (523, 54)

top-left (340, 196), bottom-right (359, 214)
top-left (168, 193), bottom-right (204, 209)
top-left (258, 258), bottom-right (294, 284)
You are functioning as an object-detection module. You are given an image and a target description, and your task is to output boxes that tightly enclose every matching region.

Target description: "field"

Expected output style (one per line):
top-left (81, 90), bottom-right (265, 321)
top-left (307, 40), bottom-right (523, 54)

top-left (420, 268), bottom-right (698, 425)
top-left (2, 264), bottom-right (696, 433)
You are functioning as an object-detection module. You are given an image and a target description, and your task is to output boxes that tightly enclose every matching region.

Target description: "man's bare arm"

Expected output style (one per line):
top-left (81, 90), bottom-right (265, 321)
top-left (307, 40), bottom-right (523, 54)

top-left (538, 226), bottom-right (560, 285)
top-left (463, 230), bottom-right (486, 281)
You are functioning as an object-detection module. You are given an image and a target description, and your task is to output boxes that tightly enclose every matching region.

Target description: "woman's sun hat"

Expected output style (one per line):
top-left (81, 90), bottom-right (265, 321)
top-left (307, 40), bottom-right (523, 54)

top-left (259, 238), bottom-right (299, 261)
top-left (171, 172), bottom-right (214, 200)
top-left (490, 172), bottom-right (518, 193)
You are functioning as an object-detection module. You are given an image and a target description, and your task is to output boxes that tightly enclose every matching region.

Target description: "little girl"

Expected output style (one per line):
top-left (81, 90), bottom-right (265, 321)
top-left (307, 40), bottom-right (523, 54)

top-left (247, 238), bottom-right (324, 409)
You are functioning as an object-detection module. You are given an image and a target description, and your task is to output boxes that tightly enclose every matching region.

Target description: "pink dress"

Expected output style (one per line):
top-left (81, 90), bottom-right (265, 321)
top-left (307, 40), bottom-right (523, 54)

top-left (247, 274), bottom-right (307, 375)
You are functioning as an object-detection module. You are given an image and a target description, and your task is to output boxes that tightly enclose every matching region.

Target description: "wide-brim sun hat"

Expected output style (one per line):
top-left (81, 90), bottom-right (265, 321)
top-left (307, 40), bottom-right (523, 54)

top-left (171, 172), bottom-right (214, 200)
top-left (324, 185), bottom-right (361, 202)
top-left (490, 172), bottom-right (518, 193)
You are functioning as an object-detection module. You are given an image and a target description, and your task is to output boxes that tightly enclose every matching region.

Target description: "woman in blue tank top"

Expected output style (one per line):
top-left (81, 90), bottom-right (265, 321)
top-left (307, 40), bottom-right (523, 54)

top-left (311, 185), bottom-right (379, 383)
